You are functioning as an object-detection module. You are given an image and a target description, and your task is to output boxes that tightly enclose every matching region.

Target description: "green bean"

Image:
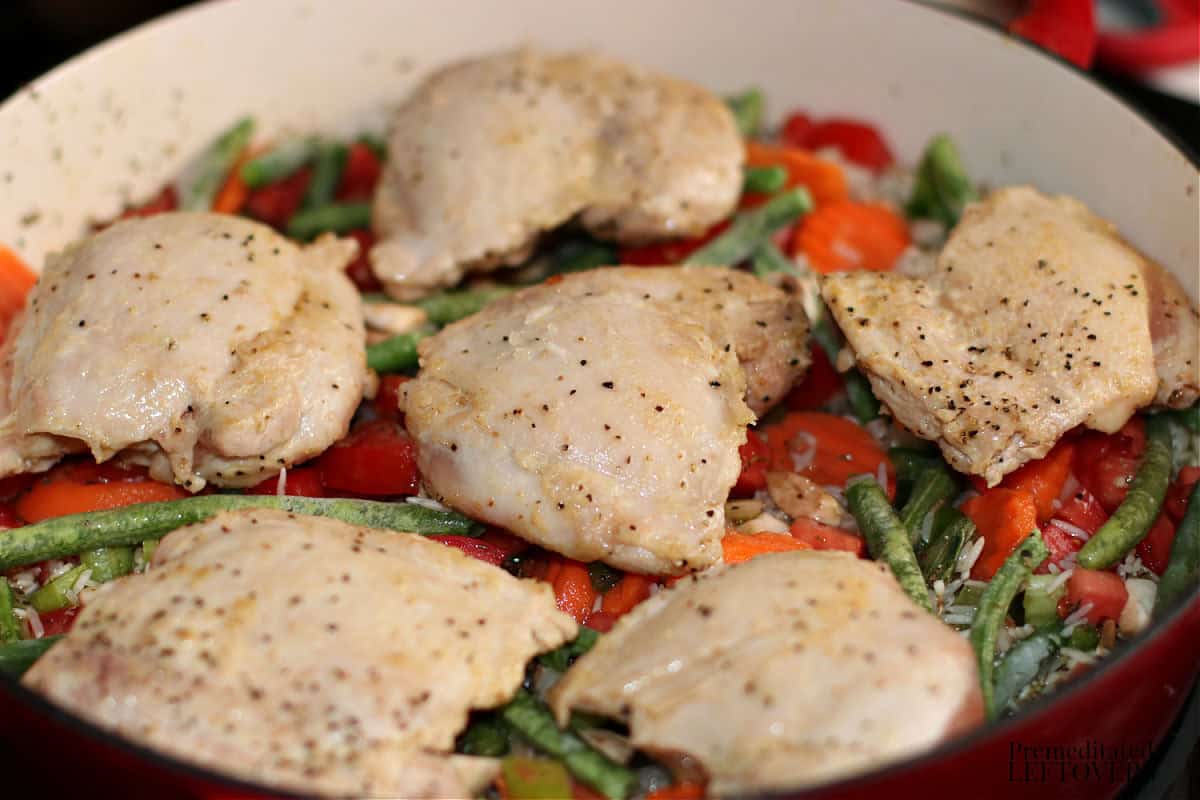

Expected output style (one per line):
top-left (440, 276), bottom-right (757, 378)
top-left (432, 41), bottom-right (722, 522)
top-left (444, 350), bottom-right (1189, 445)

top-left (499, 689), bottom-right (636, 800)
top-left (0, 496), bottom-right (481, 571)
top-left (0, 582), bottom-right (19, 642)
top-left (845, 478), bottom-right (933, 612)
top-left (538, 627), bottom-right (600, 673)
top-left (1078, 415), bottom-right (1173, 569)
top-left (81, 547), bottom-right (135, 584)
top-left (969, 532), bottom-right (1048, 718)
top-left (458, 715), bottom-right (511, 757)
top-left (286, 202), bottom-right (371, 240)
top-left (743, 165), bottom-right (787, 195)
top-left (551, 239), bottom-right (617, 275)
top-left (900, 466), bottom-right (959, 545)
top-left (417, 287), bottom-right (514, 326)
top-left (684, 188), bottom-right (812, 267)
top-left (0, 636), bottom-right (62, 679)
top-left (240, 137), bottom-right (319, 188)
top-left (844, 370), bottom-right (881, 424)
top-left (751, 241), bottom-right (796, 278)
top-left (889, 447), bottom-right (943, 485)
top-left (992, 628), bottom-right (1063, 713)
top-left (587, 562), bottom-right (623, 594)
top-left (30, 565), bottom-right (87, 613)
top-left (725, 88), bottom-right (764, 138)
top-left (906, 133), bottom-right (978, 227)
top-left (180, 117), bottom-right (255, 211)
top-left (918, 510), bottom-right (973, 582)
top-left (1156, 483), bottom-right (1200, 617)
top-left (303, 142), bottom-right (349, 210)
top-left (366, 330), bottom-right (429, 373)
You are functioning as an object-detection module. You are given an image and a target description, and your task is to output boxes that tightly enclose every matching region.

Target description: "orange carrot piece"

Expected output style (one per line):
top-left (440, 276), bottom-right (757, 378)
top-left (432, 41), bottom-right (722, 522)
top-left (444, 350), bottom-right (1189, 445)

top-left (744, 141), bottom-right (848, 207)
top-left (645, 783), bottom-right (707, 800)
top-left (600, 573), bottom-right (655, 617)
top-left (792, 199), bottom-right (910, 274)
top-left (212, 149), bottom-right (256, 214)
top-left (16, 476), bottom-right (186, 523)
top-left (549, 558), bottom-right (597, 624)
top-left (961, 488), bottom-right (1040, 580)
top-left (998, 440), bottom-right (1076, 523)
top-left (721, 531), bottom-right (812, 564)
top-left (0, 245), bottom-right (37, 337)
top-left (764, 412), bottom-right (895, 499)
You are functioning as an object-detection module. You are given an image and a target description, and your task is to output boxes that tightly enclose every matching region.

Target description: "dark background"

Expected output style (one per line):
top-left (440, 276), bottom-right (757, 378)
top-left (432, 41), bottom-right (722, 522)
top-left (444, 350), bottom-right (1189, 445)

top-left (0, 0), bottom-right (1195, 797)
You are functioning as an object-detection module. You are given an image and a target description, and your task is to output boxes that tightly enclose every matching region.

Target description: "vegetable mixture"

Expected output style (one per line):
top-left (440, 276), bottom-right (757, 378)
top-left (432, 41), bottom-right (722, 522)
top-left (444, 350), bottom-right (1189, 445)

top-left (0, 48), bottom-right (1197, 800)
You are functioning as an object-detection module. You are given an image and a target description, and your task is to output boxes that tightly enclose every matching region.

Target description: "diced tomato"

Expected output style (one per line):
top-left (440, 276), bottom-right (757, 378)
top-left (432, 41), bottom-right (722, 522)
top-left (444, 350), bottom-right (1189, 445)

top-left (1054, 487), bottom-right (1109, 536)
top-left (374, 374), bottom-right (412, 420)
top-left (118, 185), bottom-right (178, 220)
top-left (999, 441), bottom-right (1076, 523)
top-left (961, 488), bottom-right (1040, 580)
top-left (246, 466), bottom-right (326, 498)
top-left (431, 535), bottom-right (514, 567)
top-left (1038, 519), bottom-right (1086, 573)
top-left (316, 420), bottom-right (420, 496)
top-left (732, 429), bottom-right (770, 497)
top-left (335, 143), bottom-right (383, 202)
top-left (789, 518), bottom-right (865, 556)
top-left (1165, 466), bottom-right (1200, 524)
top-left (1063, 568), bottom-right (1128, 625)
top-left (763, 412), bottom-right (895, 499)
top-left (1073, 418), bottom-right (1146, 512)
top-left (343, 229), bottom-right (382, 292)
top-left (0, 503), bottom-right (22, 529)
top-left (245, 167), bottom-right (312, 229)
top-left (619, 221), bottom-right (729, 266)
top-left (785, 345), bottom-right (843, 411)
top-left (1136, 512), bottom-right (1177, 576)
top-left (39, 605), bottom-right (81, 636)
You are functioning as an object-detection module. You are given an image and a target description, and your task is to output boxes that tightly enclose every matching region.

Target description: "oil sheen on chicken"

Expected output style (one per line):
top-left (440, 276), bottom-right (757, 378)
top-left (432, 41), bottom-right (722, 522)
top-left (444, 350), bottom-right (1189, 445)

top-left (551, 550), bottom-right (983, 795)
top-left (371, 48), bottom-right (743, 298)
top-left (0, 213), bottom-right (367, 490)
top-left (23, 510), bottom-right (576, 798)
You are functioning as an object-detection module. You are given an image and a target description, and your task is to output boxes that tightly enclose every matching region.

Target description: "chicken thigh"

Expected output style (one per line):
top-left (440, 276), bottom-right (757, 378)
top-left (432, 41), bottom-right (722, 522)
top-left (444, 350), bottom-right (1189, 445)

top-left (402, 267), bottom-right (810, 574)
top-left (371, 48), bottom-right (743, 299)
top-left (0, 213), bottom-right (367, 490)
top-left (24, 509), bottom-right (576, 798)
top-left (823, 186), bottom-right (1171, 486)
top-left (551, 551), bottom-right (982, 795)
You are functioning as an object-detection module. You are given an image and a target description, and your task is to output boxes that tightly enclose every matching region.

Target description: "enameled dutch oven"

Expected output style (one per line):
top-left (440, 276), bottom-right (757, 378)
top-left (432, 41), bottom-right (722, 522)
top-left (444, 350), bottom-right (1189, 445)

top-left (0, 1), bottom-right (1196, 798)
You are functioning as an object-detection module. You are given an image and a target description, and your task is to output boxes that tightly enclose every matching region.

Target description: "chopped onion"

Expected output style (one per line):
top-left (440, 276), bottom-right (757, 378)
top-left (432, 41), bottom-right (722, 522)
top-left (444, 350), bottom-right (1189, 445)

top-left (1053, 519), bottom-right (1091, 542)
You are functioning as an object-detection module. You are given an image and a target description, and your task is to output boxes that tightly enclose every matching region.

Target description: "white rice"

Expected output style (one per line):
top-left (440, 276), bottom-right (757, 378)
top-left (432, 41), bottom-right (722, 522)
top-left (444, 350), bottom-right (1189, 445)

top-left (45, 560), bottom-right (73, 581)
top-left (24, 607), bottom-right (43, 639)
top-left (790, 445), bottom-right (816, 472)
top-left (918, 510), bottom-right (936, 547)
top-left (406, 496), bottom-right (451, 512)
top-left (1054, 519), bottom-right (1091, 542)
top-left (956, 537), bottom-right (985, 576)
top-left (275, 467), bottom-right (288, 496)
top-left (865, 418), bottom-right (891, 444)
top-left (8, 568), bottom-right (38, 596)
top-left (1046, 568), bottom-right (1074, 595)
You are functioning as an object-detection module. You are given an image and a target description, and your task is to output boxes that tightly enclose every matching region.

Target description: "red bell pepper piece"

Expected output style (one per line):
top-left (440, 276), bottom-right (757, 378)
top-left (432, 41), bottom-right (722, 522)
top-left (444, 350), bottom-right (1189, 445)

top-left (335, 142), bottom-right (383, 202)
top-left (600, 573), bottom-right (655, 618)
top-left (1136, 512), bottom-right (1177, 576)
top-left (732, 429), bottom-right (770, 498)
top-left (1063, 568), bottom-right (1128, 625)
top-left (343, 229), bottom-right (382, 292)
top-left (245, 167), bottom-right (313, 229)
top-left (779, 112), bottom-right (894, 172)
top-left (430, 535), bottom-right (513, 567)
top-left (961, 488), bottom-right (1040, 580)
top-left (316, 420), bottom-right (421, 496)
top-left (619, 221), bottom-right (729, 266)
top-left (1038, 519), bottom-right (1086, 573)
top-left (246, 466), bottom-right (326, 498)
top-left (1165, 466), bottom-right (1200, 524)
top-left (374, 374), bottom-right (412, 421)
top-left (0, 503), bottom-right (24, 529)
top-left (785, 345), bottom-right (843, 411)
top-left (999, 440), bottom-right (1076, 523)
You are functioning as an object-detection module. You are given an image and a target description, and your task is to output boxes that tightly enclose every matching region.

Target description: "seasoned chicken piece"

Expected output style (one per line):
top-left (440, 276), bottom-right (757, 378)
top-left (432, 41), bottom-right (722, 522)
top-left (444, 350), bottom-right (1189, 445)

top-left (1142, 258), bottom-right (1199, 409)
top-left (403, 267), bottom-right (792, 574)
top-left (0, 213), bottom-right (367, 490)
top-left (24, 510), bottom-right (575, 798)
top-left (552, 551), bottom-right (982, 795)
top-left (538, 267), bottom-right (809, 414)
top-left (823, 186), bottom-right (1164, 486)
top-left (371, 49), bottom-right (742, 299)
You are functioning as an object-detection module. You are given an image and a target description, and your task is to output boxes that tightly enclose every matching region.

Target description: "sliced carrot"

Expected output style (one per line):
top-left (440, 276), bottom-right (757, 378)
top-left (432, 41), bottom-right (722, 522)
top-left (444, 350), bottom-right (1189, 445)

top-left (721, 530), bottom-right (811, 564)
top-left (789, 518), bottom-right (866, 557)
top-left (763, 412), bottom-right (895, 499)
top-left (998, 440), bottom-right (1076, 523)
top-left (961, 488), bottom-right (1040, 580)
top-left (792, 200), bottom-right (910, 274)
top-left (16, 473), bottom-right (186, 523)
top-left (744, 141), bottom-right (848, 207)
top-left (0, 245), bottom-right (37, 338)
top-left (600, 573), bottom-right (655, 617)
top-left (212, 149), bottom-right (256, 214)
top-left (547, 558), bottom-right (597, 624)
top-left (644, 784), bottom-right (707, 800)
